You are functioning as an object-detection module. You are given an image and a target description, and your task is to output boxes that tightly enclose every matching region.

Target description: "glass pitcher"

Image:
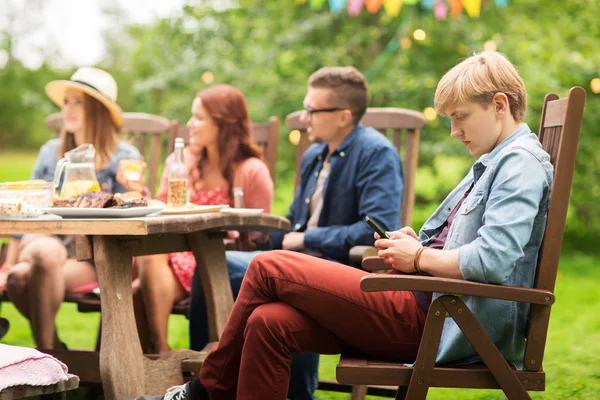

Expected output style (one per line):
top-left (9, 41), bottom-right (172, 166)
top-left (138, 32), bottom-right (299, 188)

top-left (53, 144), bottom-right (101, 199)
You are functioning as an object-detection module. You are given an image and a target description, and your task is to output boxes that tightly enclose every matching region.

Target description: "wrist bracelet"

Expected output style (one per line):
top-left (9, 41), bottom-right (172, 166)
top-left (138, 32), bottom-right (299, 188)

top-left (413, 246), bottom-right (426, 273)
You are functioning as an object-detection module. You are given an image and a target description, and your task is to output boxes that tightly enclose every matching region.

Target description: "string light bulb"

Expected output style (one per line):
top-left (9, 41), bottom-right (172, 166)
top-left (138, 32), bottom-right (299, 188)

top-left (202, 71), bottom-right (214, 84)
top-left (413, 29), bottom-right (426, 41)
top-left (483, 40), bottom-right (497, 51)
top-left (424, 107), bottom-right (437, 121)
top-left (591, 78), bottom-right (600, 94)
top-left (400, 37), bottom-right (412, 49)
top-left (289, 130), bottom-right (301, 145)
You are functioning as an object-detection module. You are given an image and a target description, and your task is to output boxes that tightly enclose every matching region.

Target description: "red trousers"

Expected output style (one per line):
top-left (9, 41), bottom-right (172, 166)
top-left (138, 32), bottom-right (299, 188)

top-left (199, 250), bottom-right (426, 400)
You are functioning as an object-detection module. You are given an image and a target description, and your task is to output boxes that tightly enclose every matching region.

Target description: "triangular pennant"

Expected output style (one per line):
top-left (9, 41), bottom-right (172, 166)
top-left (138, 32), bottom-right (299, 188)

top-left (495, 0), bottom-right (508, 7)
top-left (463, 0), bottom-right (481, 17)
top-left (364, 0), bottom-right (384, 12)
top-left (421, 0), bottom-right (434, 8)
top-left (348, 0), bottom-right (364, 15)
top-left (310, 0), bottom-right (327, 10)
top-left (329, 0), bottom-right (347, 12)
top-left (295, 0), bottom-right (308, 4)
top-left (383, 0), bottom-right (403, 16)
top-left (434, 2), bottom-right (448, 20)
top-left (450, 0), bottom-right (463, 16)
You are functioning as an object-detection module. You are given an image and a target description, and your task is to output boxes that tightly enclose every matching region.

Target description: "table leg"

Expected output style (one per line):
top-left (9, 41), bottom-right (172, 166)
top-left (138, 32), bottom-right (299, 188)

top-left (186, 231), bottom-right (234, 342)
top-left (93, 235), bottom-right (144, 400)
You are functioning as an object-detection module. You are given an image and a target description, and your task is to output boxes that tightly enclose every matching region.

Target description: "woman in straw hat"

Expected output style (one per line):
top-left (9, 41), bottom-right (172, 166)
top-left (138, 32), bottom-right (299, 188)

top-left (3, 67), bottom-right (142, 349)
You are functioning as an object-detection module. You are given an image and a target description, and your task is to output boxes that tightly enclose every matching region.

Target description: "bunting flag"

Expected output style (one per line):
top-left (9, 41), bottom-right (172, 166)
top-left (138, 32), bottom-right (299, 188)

top-left (421, 0), bottom-right (434, 9)
top-left (434, 2), bottom-right (448, 20)
top-left (310, 0), bottom-right (326, 10)
top-left (450, 0), bottom-right (464, 16)
top-left (383, 0), bottom-right (403, 16)
top-left (329, 0), bottom-right (347, 12)
top-left (348, 0), bottom-right (364, 15)
top-left (364, 0), bottom-right (384, 13)
top-left (297, 0), bottom-right (506, 19)
top-left (463, 0), bottom-right (481, 17)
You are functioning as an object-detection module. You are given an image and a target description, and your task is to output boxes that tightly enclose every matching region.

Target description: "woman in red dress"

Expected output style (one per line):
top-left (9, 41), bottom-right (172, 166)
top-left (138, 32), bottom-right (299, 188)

top-left (133, 85), bottom-right (274, 353)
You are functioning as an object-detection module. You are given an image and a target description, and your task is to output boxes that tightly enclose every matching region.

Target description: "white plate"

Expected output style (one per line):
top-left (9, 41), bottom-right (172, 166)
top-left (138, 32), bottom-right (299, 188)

top-left (220, 208), bottom-right (264, 214)
top-left (160, 204), bottom-right (229, 215)
top-left (41, 205), bottom-right (165, 218)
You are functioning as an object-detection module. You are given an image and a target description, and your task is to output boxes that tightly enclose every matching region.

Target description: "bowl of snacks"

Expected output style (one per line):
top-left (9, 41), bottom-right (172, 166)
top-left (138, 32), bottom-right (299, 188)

top-left (0, 180), bottom-right (54, 219)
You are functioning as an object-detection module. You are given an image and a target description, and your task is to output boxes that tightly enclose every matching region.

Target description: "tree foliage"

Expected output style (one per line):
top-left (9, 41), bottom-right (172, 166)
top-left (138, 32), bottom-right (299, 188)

top-left (1, 0), bottom-right (599, 238)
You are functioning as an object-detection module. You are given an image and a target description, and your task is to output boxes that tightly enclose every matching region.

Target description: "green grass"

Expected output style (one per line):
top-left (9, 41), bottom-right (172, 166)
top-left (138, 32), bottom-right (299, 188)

top-left (3, 253), bottom-right (599, 399)
top-left (2, 151), bottom-right (599, 399)
top-left (0, 151), bottom-right (38, 183)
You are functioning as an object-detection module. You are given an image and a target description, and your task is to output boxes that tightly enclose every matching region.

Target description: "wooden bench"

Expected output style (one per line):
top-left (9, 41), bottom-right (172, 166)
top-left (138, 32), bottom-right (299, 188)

top-left (0, 374), bottom-right (79, 400)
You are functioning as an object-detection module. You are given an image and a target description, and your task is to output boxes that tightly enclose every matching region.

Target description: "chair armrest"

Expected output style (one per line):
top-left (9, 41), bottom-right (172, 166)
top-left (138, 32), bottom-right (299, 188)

top-left (361, 256), bottom-right (392, 271)
top-left (348, 246), bottom-right (378, 264)
top-left (360, 274), bottom-right (555, 305)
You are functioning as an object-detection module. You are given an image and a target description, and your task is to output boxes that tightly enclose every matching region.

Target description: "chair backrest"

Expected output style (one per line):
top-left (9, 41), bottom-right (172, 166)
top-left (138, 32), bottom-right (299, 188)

top-left (45, 112), bottom-right (172, 196)
top-left (168, 117), bottom-right (281, 184)
top-left (286, 107), bottom-right (426, 227)
top-left (524, 87), bottom-right (586, 372)
top-left (0, 242), bottom-right (7, 265)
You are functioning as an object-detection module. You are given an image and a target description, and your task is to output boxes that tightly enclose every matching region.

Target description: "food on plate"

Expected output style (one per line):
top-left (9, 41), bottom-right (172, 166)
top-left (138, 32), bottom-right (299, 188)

top-left (52, 191), bottom-right (148, 209)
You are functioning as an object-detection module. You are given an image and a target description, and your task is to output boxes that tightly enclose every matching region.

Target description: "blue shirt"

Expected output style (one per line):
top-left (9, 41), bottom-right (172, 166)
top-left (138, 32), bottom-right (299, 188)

top-left (270, 123), bottom-right (404, 264)
top-left (420, 124), bottom-right (554, 367)
top-left (30, 138), bottom-right (141, 194)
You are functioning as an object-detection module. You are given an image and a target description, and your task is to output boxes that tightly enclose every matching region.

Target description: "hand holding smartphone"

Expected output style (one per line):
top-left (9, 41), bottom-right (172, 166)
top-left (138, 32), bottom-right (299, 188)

top-left (365, 215), bottom-right (390, 239)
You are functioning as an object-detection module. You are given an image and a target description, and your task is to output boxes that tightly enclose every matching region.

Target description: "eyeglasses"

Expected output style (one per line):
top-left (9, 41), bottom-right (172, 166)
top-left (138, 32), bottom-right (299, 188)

top-left (302, 105), bottom-right (347, 121)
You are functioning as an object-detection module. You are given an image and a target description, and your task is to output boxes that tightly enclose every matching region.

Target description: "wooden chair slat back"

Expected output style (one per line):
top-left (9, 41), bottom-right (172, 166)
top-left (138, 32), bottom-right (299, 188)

top-left (524, 87), bottom-right (586, 372)
top-left (285, 107), bottom-right (426, 227)
top-left (0, 242), bottom-right (7, 265)
top-left (44, 112), bottom-right (171, 195)
top-left (169, 117), bottom-right (280, 184)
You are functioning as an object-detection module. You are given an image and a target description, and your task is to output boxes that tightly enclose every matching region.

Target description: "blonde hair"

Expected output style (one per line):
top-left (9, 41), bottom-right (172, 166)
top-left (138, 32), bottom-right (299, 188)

top-left (434, 51), bottom-right (527, 122)
top-left (308, 66), bottom-right (369, 125)
top-left (58, 93), bottom-right (119, 170)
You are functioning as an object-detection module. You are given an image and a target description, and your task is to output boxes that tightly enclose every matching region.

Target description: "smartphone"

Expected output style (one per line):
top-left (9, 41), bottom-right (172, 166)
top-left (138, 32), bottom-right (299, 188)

top-left (365, 215), bottom-right (390, 239)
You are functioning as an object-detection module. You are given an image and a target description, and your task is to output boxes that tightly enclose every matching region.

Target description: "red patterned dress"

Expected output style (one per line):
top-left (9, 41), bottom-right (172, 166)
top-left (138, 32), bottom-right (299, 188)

top-left (168, 185), bottom-right (229, 293)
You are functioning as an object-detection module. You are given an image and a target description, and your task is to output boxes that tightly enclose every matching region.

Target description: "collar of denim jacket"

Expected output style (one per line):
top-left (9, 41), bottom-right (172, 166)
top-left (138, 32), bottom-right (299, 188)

top-left (476, 123), bottom-right (531, 168)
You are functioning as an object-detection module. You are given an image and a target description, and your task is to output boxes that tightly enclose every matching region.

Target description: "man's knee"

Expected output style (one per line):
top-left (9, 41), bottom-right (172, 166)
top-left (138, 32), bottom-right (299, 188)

top-left (244, 303), bottom-right (290, 341)
top-left (248, 250), bottom-right (290, 277)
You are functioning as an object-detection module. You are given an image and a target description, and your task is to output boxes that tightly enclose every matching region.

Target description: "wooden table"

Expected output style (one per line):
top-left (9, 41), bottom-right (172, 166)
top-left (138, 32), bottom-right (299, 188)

top-left (0, 212), bottom-right (290, 399)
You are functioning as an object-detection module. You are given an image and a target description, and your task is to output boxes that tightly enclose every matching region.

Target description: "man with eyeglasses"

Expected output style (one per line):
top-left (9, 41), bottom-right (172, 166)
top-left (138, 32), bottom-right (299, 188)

top-left (188, 66), bottom-right (403, 400)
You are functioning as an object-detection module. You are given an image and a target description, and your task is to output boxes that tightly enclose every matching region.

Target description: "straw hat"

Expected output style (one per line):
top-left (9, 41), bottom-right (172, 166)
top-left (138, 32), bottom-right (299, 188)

top-left (45, 67), bottom-right (124, 128)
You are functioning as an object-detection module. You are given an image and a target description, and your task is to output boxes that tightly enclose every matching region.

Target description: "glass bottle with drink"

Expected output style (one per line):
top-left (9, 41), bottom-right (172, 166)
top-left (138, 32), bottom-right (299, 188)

top-left (167, 138), bottom-right (189, 208)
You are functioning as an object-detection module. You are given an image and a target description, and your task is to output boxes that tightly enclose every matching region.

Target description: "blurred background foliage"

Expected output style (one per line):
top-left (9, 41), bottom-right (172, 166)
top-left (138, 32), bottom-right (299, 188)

top-left (0, 0), bottom-right (599, 243)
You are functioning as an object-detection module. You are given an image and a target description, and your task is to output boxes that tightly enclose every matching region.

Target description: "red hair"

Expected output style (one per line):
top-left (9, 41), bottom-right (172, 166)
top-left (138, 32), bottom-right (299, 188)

top-left (195, 85), bottom-right (264, 204)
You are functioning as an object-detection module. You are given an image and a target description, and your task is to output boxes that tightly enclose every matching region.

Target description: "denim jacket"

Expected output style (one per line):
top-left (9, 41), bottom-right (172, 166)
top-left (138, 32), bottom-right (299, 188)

top-left (31, 138), bottom-right (141, 194)
top-left (270, 123), bottom-right (403, 264)
top-left (419, 124), bottom-right (554, 367)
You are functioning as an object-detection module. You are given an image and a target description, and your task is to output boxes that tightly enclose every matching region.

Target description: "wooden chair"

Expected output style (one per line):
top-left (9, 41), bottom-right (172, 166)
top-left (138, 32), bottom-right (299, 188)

top-left (336, 87), bottom-right (586, 399)
top-left (168, 116), bottom-right (281, 184)
top-left (45, 111), bottom-right (172, 196)
top-left (286, 107), bottom-right (426, 398)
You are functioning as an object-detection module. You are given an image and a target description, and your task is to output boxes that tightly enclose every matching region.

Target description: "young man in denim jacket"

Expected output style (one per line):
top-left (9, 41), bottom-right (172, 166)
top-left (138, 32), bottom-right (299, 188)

top-left (188, 67), bottom-right (403, 400)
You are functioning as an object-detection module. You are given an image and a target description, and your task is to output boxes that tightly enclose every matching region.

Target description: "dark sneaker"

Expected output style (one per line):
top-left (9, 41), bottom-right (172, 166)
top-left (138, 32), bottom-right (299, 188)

top-left (135, 382), bottom-right (192, 400)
